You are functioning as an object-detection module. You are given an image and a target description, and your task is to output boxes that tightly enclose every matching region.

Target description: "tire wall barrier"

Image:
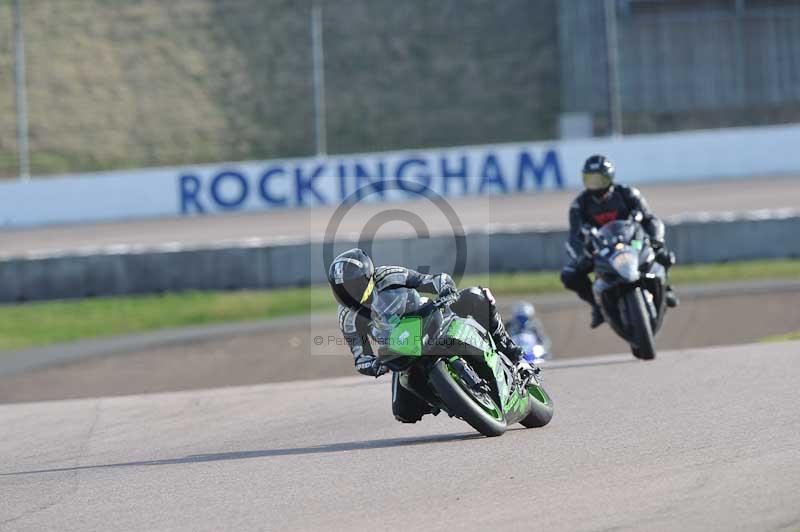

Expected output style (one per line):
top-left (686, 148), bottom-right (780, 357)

top-left (2, 214), bottom-right (799, 302)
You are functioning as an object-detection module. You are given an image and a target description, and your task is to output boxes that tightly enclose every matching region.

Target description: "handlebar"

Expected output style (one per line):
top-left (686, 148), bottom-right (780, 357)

top-left (435, 293), bottom-right (459, 308)
top-left (416, 293), bottom-right (458, 316)
top-left (581, 215), bottom-right (650, 254)
top-left (582, 213), bottom-right (642, 238)
top-left (581, 225), bottom-right (600, 254)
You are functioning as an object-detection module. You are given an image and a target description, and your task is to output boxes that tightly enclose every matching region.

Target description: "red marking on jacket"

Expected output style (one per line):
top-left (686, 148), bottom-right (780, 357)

top-left (593, 210), bottom-right (619, 226)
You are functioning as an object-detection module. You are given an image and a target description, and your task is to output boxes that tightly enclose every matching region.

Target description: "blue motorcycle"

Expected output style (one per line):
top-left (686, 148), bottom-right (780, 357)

top-left (507, 301), bottom-right (553, 365)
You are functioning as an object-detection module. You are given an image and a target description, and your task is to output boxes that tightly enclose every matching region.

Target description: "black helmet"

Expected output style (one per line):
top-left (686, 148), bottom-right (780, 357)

top-left (582, 155), bottom-right (615, 196)
top-left (328, 248), bottom-right (375, 310)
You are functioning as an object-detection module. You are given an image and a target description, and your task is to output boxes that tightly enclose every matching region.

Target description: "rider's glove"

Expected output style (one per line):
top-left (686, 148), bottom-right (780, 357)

top-left (655, 246), bottom-right (676, 267)
top-left (438, 284), bottom-right (459, 302)
top-left (433, 273), bottom-right (459, 302)
top-left (354, 355), bottom-right (388, 378)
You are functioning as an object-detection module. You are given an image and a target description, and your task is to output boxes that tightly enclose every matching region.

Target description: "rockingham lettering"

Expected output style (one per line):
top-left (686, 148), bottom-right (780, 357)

top-left (177, 147), bottom-right (564, 214)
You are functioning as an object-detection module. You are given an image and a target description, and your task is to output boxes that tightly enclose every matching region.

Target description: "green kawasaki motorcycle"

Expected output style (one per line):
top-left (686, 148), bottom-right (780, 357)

top-left (372, 287), bottom-right (554, 437)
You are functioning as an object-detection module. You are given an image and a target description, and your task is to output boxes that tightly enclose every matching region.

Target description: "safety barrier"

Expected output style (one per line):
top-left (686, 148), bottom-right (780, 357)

top-left (1, 211), bottom-right (798, 302)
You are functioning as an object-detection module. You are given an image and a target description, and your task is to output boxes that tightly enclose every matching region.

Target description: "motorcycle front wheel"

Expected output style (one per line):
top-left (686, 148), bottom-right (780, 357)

top-left (429, 359), bottom-right (507, 437)
top-left (519, 383), bottom-right (554, 428)
top-left (624, 287), bottom-right (656, 360)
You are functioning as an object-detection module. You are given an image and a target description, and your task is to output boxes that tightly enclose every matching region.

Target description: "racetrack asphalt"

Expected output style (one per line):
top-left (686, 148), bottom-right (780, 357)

top-left (2, 340), bottom-right (799, 532)
top-left (2, 175), bottom-right (799, 258)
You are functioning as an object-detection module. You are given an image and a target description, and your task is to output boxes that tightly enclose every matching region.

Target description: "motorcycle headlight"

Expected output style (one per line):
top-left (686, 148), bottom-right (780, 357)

top-left (611, 251), bottom-right (640, 282)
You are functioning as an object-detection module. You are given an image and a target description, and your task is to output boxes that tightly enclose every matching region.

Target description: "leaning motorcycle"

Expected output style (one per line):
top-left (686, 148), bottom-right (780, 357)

top-left (585, 218), bottom-right (668, 360)
top-left (371, 287), bottom-right (554, 437)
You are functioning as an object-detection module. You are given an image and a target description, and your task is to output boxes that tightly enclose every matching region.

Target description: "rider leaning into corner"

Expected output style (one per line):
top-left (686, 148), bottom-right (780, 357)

top-left (561, 155), bottom-right (679, 329)
top-left (328, 248), bottom-right (532, 424)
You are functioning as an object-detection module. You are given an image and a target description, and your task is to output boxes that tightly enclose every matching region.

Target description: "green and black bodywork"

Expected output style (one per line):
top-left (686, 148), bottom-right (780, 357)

top-left (372, 288), bottom-right (553, 437)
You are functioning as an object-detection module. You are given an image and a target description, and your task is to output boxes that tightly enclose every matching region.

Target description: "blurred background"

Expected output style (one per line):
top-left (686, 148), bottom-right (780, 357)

top-left (0, 0), bottom-right (799, 403)
top-left (2, 0), bottom-right (800, 178)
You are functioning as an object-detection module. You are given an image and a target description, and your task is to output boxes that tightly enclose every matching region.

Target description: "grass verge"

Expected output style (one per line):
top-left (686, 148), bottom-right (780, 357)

top-left (1, 259), bottom-right (798, 351)
top-left (760, 331), bottom-right (800, 343)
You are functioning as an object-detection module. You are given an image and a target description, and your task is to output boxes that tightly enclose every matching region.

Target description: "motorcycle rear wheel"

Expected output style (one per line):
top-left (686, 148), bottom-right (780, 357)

top-left (429, 359), bottom-right (507, 437)
top-left (624, 288), bottom-right (656, 360)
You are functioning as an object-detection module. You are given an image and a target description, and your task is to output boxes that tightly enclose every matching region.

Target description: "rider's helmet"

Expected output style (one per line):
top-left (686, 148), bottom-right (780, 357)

top-left (328, 248), bottom-right (375, 310)
top-left (511, 301), bottom-right (535, 330)
top-left (582, 155), bottom-right (615, 199)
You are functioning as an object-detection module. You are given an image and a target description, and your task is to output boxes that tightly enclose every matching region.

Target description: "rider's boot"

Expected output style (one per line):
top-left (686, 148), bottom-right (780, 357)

top-left (665, 285), bottom-right (679, 308)
top-left (656, 247), bottom-right (679, 308)
top-left (591, 304), bottom-right (605, 328)
top-left (503, 341), bottom-right (527, 364)
top-left (463, 286), bottom-right (538, 372)
top-left (392, 372), bottom-right (435, 423)
top-left (495, 334), bottom-right (539, 381)
top-left (479, 293), bottom-right (526, 364)
top-left (513, 354), bottom-right (541, 387)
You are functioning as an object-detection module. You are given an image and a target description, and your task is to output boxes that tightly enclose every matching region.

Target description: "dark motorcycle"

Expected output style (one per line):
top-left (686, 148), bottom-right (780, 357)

top-left (585, 217), bottom-right (668, 359)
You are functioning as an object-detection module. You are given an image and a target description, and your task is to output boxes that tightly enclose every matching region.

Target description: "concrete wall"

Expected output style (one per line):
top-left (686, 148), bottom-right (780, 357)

top-left (1, 213), bottom-right (798, 303)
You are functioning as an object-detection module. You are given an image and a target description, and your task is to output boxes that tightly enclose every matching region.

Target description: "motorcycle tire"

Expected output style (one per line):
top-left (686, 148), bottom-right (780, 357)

top-left (429, 359), bottom-right (507, 437)
top-left (519, 383), bottom-right (554, 428)
top-left (625, 288), bottom-right (656, 360)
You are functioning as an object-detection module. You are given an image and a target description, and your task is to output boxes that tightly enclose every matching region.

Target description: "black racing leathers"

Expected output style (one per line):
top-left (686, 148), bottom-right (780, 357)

top-left (561, 185), bottom-right (670, 307)
top-left (566, 185), bottom-right (664, 260)
top-left (337, 266), bottom-right (458, 377)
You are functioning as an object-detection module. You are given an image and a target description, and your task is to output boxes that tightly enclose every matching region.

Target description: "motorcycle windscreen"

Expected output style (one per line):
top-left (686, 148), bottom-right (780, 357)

top-left (598, 219), bottom-right (638, 244)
